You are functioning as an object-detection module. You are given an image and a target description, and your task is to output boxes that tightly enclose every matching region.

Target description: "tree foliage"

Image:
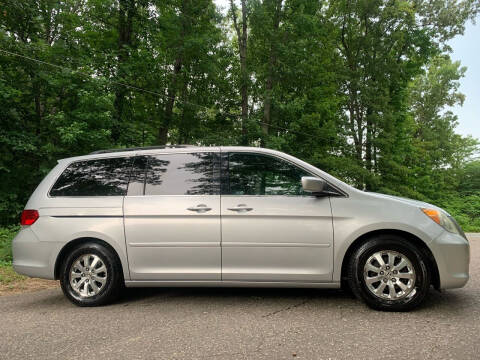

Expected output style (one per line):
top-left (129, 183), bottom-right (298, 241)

top-left (0, 0), bottom-right (478, 229)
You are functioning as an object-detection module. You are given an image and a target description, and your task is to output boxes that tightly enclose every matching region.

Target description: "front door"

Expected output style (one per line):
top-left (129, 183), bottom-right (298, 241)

top-left (221, 152), bottom-right (334, 282)
top-left (124, 151), bottom-right (221, 280)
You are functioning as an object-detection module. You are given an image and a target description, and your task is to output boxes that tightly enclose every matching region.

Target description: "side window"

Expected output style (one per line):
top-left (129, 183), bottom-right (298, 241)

top-left (50, 157), bottom-right (132, 197)
top-left (127, 156), bottom-right (148, 196)
top-left (144, 153), bottom-right (219, 195)
top-left (226, 153), bottom-right (311, 196)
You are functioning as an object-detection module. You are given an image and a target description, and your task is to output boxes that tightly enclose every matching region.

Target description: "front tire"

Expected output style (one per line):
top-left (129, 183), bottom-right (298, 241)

top-left (347, 235), bottom-right (430, 311)
top-left (60, 242), bottom-right (123, 306)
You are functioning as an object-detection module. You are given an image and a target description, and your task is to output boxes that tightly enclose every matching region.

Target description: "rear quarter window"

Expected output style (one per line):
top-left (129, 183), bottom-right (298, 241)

top-left (49, 157), bottom-right (133, 197)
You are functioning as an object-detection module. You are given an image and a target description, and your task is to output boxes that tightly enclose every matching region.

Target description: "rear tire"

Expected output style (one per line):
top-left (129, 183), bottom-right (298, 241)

top-left (60, 242), bottom-right (124, 307)
top-left (347, 234), bottom-right (430, 311)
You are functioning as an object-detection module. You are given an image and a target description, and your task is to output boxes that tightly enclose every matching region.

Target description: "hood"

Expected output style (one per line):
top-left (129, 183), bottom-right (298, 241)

top-left (364, 192), bottom-right (439, 210)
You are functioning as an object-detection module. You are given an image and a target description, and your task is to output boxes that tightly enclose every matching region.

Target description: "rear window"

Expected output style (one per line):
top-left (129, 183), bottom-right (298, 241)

top-left (50, 157), bottom-right (133, 197)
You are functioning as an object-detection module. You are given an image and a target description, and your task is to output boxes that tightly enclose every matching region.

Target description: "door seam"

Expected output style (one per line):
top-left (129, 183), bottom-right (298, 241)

top-left (122, 196), bottom-right (132, 281)
top-left (328, 196), bottom-right (334, 282)
top-left (219, 150), bottom-right (224, 281)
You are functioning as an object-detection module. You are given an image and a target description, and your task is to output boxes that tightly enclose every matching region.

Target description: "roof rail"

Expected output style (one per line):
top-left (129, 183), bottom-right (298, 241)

top-left (89, 145), bottom-right (197, 155)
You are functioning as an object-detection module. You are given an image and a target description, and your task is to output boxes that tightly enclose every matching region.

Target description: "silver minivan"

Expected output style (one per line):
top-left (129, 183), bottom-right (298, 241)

top-left (13, 146), bottom-right (469, 310)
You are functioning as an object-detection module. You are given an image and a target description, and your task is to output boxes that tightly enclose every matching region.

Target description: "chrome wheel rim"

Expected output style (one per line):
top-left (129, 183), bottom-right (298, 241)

top-left (363, 250), bottom-right (416, 300)
top-left (69, 254), bottom-right (108, 297)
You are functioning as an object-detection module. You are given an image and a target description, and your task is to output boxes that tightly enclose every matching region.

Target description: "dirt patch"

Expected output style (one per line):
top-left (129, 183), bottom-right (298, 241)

top-left (0, 266), bottom-right (58, 296)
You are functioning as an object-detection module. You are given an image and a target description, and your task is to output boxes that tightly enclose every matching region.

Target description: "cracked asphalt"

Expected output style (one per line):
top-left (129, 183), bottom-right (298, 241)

top-left (1, 234), bottom-right (479, 360)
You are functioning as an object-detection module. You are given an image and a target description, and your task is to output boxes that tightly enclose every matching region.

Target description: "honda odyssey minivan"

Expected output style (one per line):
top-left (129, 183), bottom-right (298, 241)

top-left (13, 146), bottom-right (469, 310)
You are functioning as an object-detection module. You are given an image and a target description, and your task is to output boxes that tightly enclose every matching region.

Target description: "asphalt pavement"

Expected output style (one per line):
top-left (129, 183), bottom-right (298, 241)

top-left (1, 234), bottom-right (479, 360)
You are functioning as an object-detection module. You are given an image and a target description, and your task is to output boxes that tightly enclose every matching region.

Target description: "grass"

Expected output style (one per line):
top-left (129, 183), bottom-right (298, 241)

top-left (0, 226), bottom-right (26, 287)
top-left (0, 263), bottom-right (26, 284)
top-left (0, 262), bottom-right (56, 295)
top-left (0, 225), bottom-right (18, 264)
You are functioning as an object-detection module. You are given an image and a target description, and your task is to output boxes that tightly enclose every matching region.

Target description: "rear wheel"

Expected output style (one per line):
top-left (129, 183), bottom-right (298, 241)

top-left (60, 243), bottom-right (123, 306)
top-left (347, 235), bottom-right (430, 311)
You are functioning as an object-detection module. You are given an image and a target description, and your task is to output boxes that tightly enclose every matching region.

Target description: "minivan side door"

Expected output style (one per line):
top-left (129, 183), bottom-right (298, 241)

top-left (220, 152), bottom-right (334, 282)
top-left (124, 151), bottom-right (221, 280)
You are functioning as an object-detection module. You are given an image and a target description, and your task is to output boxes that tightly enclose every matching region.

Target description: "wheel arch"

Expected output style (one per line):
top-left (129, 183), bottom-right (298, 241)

top-left (54, 237), bottom-right (124, 280)
top-left (340, 229), bottom-right (440, 290)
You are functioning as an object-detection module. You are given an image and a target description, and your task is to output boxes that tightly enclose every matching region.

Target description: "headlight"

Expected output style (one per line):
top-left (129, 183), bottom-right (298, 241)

top-left (421, 208), bottom-right (465, 237)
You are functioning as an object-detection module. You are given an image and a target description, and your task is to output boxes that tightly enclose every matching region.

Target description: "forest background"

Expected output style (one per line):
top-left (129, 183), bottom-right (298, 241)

top-left (1, 0), bottom-right (479, 264)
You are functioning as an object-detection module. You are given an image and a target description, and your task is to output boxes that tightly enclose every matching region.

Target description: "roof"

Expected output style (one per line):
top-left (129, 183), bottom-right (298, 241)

top-left (89, 145), bottom-right (196, 155)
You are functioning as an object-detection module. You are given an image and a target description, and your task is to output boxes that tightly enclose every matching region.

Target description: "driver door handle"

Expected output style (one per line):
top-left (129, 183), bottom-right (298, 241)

top-left (227, 204), bottom-right (253, 212)
top-left (187, 204), bottom-right (212, 213)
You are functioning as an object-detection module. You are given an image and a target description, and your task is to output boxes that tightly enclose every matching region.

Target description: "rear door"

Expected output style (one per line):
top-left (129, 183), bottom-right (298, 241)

top-left (220, 151), bottom-right (334, 282)
top-left (124, 151), bottom-right (221, 280)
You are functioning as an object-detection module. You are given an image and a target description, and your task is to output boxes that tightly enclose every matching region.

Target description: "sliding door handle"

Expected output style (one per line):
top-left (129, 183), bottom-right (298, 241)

top-left (227, 204), bottom-right (253, 212)
top-left (187, 204), bottom-right (212, 213)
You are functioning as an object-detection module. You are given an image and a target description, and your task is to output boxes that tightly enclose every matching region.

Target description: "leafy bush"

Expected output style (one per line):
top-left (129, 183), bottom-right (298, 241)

top-left (0, 226), bottom-right (19, 264)
top-left (439, 193), bottom-right (480, 232)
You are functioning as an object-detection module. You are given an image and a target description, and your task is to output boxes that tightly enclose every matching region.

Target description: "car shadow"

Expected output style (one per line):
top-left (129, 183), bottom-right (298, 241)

top-left (115, 286), bottom-right (356, 308)
top-left (11, 284), bottom-right (474, 316)
top-left (115, 286), bottom-right (475, 313)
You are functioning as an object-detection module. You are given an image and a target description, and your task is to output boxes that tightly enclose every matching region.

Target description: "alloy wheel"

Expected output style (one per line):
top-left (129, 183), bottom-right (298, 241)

top-left (363, 250), bottom-right (416, 300)
top-left (69, 254), bottom-right (108, 297)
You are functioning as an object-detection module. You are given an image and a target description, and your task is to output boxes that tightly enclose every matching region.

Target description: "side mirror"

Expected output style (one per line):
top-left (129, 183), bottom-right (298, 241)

top-left (301, 176), bottom-right (326, 194)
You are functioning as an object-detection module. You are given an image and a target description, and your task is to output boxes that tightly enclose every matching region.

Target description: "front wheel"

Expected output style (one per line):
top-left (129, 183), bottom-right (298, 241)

top-left (347, 235), bottom-right (431, 311)
top-left (60, 242), bottom-right (123, 306)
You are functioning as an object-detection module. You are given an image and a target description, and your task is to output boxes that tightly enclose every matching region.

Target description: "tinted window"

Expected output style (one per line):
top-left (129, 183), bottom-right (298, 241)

top-left (127, 156), bottom-right (148, 196)
top-left (144, 153), bottom-right (218, 195)
top-left (226, 153), bottom-right (311, 196)
top-left (50, 157), bottom-right (132, 196)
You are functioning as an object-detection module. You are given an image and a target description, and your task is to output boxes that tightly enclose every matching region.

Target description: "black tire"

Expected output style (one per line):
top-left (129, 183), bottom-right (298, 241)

top-left (347, 234), bottom-right (430, 311)
top-left (60, 242), bottom-right (124, 306)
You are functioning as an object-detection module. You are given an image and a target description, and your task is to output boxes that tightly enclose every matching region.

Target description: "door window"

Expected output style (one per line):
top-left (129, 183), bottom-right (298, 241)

top-left (225, 152), bottom-right (311, 196)
top-left (50, 157), bottom-right (133, 196)
top-left (129, 153), bottom-right (219, 196)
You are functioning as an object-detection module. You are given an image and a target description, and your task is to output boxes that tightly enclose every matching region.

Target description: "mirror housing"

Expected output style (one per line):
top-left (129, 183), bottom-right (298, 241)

top-left (301, 176), bottom-right (326, 195)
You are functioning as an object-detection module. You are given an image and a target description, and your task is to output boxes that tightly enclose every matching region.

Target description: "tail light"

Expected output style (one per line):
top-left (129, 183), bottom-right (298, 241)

top-left (21, 209), bottom-right (39, 225)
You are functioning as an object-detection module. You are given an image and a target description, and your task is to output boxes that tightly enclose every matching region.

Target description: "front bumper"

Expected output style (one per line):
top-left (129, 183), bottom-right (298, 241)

top-left (429, 231), bottom-right (470, 289)
top-left (12, 227), bottom-right (58, 280)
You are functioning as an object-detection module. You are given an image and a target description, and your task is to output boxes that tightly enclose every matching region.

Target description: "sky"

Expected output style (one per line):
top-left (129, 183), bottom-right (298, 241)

top-left (214, 0), bottom-right (229, 14)
top-left (448, 16), bottom-right (480, 140)
top-left (213, 1), bottom-right (479, 140)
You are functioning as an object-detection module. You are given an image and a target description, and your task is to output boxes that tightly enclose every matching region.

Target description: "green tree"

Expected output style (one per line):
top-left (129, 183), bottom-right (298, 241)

top-left (459, 160), bottom-right (480, 195)
top-left (0, 0), bottom-right (114, 223)
top-left (408, 55), bottom-right (478, 200)
top-left (0, 0), bottom-right (479, 230)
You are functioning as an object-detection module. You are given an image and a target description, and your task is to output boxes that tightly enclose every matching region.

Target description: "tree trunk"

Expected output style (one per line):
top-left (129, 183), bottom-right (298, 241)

top-left (231, 0), bottom-right (249, 145)
top-left (34, 92), bottom-right (42, 136)
top-left (347, 87), bottom-right (363, 165)
top-left (157, 0), bottom-right (188, 145)
top-left (261, 0), bottom-right (282, 146)
top-left (365, 111), bottom-right (373, 191)
top-left (158, 56), bottom-right (183, 145)
top-left (113, 0), bottom-right (135, 143)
